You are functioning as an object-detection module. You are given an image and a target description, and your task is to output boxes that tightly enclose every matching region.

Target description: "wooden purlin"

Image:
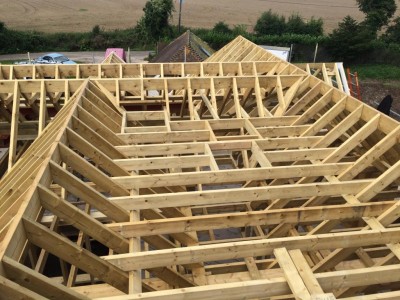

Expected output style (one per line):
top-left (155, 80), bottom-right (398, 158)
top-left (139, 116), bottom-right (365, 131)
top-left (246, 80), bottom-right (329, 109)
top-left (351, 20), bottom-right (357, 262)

top-left (0, 36), bottom-right (398, 299)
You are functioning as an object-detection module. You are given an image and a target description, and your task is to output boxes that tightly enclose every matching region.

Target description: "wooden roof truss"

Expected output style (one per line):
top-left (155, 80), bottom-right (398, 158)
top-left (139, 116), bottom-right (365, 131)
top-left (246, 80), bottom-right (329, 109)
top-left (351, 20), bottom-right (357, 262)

top-left (102, 52), bottom-right (126, 64)
top-left (0, 37), bottom-right (399, 300)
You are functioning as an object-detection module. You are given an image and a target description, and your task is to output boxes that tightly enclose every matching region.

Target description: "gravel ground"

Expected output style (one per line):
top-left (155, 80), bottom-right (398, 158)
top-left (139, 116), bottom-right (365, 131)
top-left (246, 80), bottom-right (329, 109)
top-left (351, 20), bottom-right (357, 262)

top-left (359, 79), bottom-right (400, 121)
top-left (0, 51), bottom-right (151, 64)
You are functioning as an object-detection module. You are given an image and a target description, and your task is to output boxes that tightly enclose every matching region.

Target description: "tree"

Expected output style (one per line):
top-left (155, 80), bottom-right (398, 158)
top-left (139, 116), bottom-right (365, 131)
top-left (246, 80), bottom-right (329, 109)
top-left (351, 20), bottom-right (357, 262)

top-left (286, 14), bottom-right (307, 34)
top-left (284, 14), bottom-right (324, 36)
top-left (91, 25), bottom-right (101, 36)
top-left (254, 11), bottom-right (323, 36)
top-left (213, 21), bottom-right (232, 34)
top-left (136, 0), bottom-right (174, 42)
top-left (254, 10), bottom-right (286, 35)
top-left (305, 17), bottom-right (324, 36)
top-left (326, 16), bottom-right (375, 62)
top-left (232, 24), bottom-right (248, 36)
top-left (384, 16), bottom-right (400, 43)
top-left (356, 0), bottom-right (396, 30)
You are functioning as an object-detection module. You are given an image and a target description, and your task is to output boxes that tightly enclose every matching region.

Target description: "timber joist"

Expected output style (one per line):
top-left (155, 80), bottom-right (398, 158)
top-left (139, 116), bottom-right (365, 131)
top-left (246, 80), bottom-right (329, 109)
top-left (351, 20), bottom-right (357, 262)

top-left (0, 36), bottom-right (399, 300)
top-left (0, 61), bottom-right (303, 80)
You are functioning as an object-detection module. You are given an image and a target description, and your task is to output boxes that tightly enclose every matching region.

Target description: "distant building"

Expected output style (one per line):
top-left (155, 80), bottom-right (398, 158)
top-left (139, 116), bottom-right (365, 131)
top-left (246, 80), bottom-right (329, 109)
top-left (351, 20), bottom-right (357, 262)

top-left (151, 30), bottom-right (215, 63)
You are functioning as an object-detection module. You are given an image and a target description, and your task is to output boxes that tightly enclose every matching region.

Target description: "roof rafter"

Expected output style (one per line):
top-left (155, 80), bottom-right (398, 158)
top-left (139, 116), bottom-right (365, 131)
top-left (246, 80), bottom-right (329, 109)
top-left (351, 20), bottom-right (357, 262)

top-left (0, 36), bottom-right (398, 300)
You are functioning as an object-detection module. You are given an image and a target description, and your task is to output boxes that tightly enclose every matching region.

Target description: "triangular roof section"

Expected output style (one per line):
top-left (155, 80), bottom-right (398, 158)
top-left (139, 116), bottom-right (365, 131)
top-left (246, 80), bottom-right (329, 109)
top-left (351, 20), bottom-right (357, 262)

top-left (206, 35), bottom-right (281, 62)
top-left (102, 51), bottom-right (126, 64)
top-left (207, 35), bottom-right (349, 93)
top-left (151, 30), bottom-right (215, 63)
top-left (0, 36), bottom-right (399, 299)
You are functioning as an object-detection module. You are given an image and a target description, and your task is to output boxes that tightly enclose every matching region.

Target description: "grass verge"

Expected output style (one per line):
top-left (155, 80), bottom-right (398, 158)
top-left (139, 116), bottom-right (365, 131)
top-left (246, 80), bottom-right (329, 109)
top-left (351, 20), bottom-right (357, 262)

top-left (351, 64), bottom-right (400, 80)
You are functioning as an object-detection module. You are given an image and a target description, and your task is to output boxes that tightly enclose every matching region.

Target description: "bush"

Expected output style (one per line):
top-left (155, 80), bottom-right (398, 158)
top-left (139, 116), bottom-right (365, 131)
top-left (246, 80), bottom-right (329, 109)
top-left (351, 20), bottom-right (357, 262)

top-left (253, 33), bottom-right (327, 46)
top-left (254, 10), bottom-right (286, 35)
top-left (254, 11), bottom-right (323, 37)
top-left (213, 22), bottom-right (232, 34)
top-left (193, 30), bottom-right (236, 49)
top-left (232, 24), bottom-right (249, 36)
top-left (286, 14), bottom-right (307, 34)
top-left (305, 17), bottom-right (324, 36)
top-left (92, 25), bottom-right (100, 36)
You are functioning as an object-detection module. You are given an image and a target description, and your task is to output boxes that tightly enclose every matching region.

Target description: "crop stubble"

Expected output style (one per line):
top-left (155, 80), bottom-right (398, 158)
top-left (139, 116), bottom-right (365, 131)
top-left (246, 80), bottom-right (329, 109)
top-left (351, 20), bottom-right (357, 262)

top-left (0, 0), bottom-right (370, 33)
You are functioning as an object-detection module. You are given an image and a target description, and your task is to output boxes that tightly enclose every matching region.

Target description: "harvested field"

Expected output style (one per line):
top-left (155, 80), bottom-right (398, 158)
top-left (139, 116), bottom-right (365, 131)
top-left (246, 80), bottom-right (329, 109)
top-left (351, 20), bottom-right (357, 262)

top-left (0, 0), bottom-right (381, 33)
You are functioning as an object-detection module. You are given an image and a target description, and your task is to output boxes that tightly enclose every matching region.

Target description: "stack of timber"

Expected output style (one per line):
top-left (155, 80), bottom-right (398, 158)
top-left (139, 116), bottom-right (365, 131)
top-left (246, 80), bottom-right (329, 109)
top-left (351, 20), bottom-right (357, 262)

top-left (0, 36), bottom-right (399, 300)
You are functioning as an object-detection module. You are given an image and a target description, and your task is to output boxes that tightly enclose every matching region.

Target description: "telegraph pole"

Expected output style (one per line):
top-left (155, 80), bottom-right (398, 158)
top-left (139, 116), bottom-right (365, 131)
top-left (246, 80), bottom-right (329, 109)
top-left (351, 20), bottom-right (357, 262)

top-left (178, 0), bottom-right (183, 33)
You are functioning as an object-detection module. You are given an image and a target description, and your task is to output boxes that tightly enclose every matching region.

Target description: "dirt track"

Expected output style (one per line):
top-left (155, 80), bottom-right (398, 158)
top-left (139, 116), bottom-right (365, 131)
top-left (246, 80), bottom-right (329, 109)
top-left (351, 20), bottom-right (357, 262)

top-left (0, 0), bottom-right (375, 33)
top-left (0, 51), bottom-right (151, 64)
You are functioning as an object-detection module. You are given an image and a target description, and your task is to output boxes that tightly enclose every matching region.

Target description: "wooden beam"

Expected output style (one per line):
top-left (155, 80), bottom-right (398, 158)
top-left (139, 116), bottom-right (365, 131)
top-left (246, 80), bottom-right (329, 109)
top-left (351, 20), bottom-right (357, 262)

top-left (23, 218), bottom-right (129, 293)
top-left (117, 130), bottom-right (210, 144)
top-left (200, 92), bottom-right (220, 119)
top-left (103, 228), bottom-right (400, 270)
top-left (7, 81), bottom-right (21, 171)
top-left (38, 80), bottom-right (47, 135)
top-left (285, 82), bottom-right (322, 116)
top-left (71, 115), bottom-right (126, 159)
top-left (322, 114), bottom-right (380, 164)
top-left (274, 247), bottom-right (311, 299)
top-left (94, 264), bottom-right (400, 300)
top-left (76, 104), bottom-right (123, 144)
top-left (111, 180), bottom-right (370, 210)
top-left (150, 266), bottom-right (196, 288)
top-left (107, 202), bottom-right (393, 238)
top-left (0, 274), bottom-right (47, 300)
top-left (292, 88), bottom-right (333, 125)
top-left (66, 128), bottom-right (129, 177)
top-left (112, 163), bottom-right (351, 189)
top-left (244, 257), bottom-right (261, 280)
top-left (301, 97), bottom-right (346, 137)
top-left (37, 184), bottom-right (129, 253)
top-left (58, 143), bottom-right (129, 197)
top-left (81, 97), bottom-right (121, 133)
top-left (2, 256), bottom-right (90, 300)
top-left (338, 125), bottom-right (400, 181)
top-left (114, 155), bottom-right (211, 171)
top-left (356, 159), bottom-right (400, 202)
top-left (96, 278), bottom-right (289, 300)
top-left (274, 76), bottom-right (303, 117)
top-left (49, 160), bottom-right (129, 222)
top-left (288, 249), bottom-right (326, 295)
